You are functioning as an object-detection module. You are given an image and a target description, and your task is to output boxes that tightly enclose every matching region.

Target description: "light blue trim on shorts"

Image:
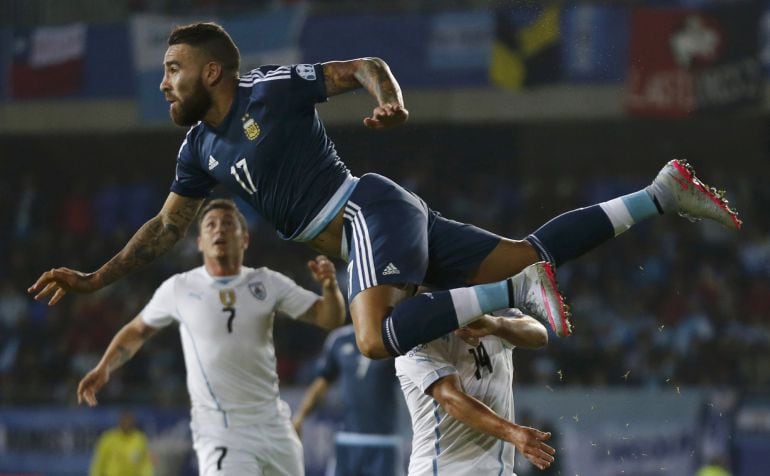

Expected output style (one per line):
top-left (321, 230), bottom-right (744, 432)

top-left (292, 175), bottom-right (359, 242)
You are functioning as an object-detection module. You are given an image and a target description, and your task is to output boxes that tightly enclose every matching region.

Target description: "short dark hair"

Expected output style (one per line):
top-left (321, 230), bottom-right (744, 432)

top-left (198, 198), bottom-right (248, 232)
top-left (168, 22), bottom-right (240, 74)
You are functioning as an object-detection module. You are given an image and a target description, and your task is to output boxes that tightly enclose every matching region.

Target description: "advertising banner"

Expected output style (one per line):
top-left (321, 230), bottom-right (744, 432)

top-left (626, 5), bottom-right (762, 117)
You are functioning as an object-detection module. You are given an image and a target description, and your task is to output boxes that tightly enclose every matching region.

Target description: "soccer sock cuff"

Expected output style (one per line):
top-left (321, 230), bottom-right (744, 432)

top-left (599, 190), bottom-right (660, 236)
top-left (382, 283), bottom-right (513, 356)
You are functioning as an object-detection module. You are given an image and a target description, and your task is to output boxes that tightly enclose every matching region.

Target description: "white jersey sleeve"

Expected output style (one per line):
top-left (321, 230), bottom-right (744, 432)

top-left (140, 277), bottom-right (180, 328)
top-left (396, 339), bottom-right (458, 393)
top-left (269, 271), bottom-right (319, 319)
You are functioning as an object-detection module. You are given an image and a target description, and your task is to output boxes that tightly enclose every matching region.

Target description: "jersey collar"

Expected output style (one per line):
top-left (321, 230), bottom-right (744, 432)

top-left (206, 87), bottom-right (242, 134)
top-left (200, 265), bottom-right (248, 286)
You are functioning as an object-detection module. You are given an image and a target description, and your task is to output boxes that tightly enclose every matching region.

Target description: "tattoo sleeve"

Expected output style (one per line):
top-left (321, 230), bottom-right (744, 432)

top-left (324, 58), bottom-right (403, 106)
top-left (97, 195), bottom-right (202, 286)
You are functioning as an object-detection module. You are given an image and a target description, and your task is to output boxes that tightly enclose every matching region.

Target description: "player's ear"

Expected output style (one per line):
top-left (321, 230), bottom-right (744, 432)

top-left (204, 61), bottom-right (223, 87)
top-left (242, 231), bottom-right (250, 250)
top-left (197, 235), bottom-right (203, 252)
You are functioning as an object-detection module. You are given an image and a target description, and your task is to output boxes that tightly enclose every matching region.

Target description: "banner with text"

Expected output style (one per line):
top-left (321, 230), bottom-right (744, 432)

top-left (626, 5), bottom-right (762, 117)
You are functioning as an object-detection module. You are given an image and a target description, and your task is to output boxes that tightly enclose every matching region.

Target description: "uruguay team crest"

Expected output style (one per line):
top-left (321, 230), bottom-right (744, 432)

top-left (295, 64), bottom-right (316, 81)
top-left (249, 281), bottom-right (266, 300)
top-left (241, 113), bottom-right (260, 140)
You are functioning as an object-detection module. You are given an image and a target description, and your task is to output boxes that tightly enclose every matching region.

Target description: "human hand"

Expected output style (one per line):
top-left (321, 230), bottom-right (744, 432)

top-left (363, 103), bottom-right (409, 129)
top-left (28, 267), bottom-right (101, 305)
top-left (77, 366), bottom-right (110, 407)
top-left (509, 425), bottom-right (555, 471)
top-left (308, 256), bottom-right (337, 288)
top-left (454, 315), bottom-right (501, 345)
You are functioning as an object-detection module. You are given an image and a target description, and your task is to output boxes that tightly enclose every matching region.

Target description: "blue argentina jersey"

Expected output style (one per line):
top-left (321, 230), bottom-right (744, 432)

top-left (317, 326), bottom-right (398, 434)
top-left (171, 63), bottom-right (357, 241)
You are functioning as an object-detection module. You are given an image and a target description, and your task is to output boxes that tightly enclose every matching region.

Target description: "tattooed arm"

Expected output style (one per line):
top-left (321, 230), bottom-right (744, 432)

top-left (77, 314), bottom-right (160, 406)
top-left (322, 58), bottom-right (408, 129)
top-left (29, 192), bottom-right (203, 305)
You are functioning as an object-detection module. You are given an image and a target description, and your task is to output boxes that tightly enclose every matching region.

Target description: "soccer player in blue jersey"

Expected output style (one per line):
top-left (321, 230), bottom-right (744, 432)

top-left (30, 22), bottom-right (742, 362)
top-left (293, 325), bottom-right (403, 476)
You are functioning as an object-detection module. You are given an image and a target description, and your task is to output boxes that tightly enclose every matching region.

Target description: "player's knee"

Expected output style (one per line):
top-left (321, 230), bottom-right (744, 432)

top-left (355, 333), bottom-right (390, 360)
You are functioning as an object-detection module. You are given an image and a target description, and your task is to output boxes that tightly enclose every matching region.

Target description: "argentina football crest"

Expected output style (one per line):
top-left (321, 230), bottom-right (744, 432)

top-left (241, 113), bottom-right (260, 140)
top-left (249, 281), bottom-right (267, 300)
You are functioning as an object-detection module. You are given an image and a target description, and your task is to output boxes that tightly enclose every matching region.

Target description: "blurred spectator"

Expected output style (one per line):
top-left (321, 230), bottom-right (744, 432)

top-left (695, 456), bottom-right (733, 476)
top-left (89, 411), bottom-right (154, 476)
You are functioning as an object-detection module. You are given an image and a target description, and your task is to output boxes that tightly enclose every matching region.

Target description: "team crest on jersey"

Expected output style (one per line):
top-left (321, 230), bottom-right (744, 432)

top-left (219, 289), bottom-right (236, 307)
top-left (295, 64), bottom-right (316, 81)
top-left (241, 114), bottom-right (260, 141)
top-left (249, 282), bottom-right (266, 300)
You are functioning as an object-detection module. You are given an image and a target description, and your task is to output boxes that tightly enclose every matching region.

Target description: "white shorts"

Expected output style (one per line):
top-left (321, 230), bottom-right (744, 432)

top-left (191, 406), bottom-right (304, 476)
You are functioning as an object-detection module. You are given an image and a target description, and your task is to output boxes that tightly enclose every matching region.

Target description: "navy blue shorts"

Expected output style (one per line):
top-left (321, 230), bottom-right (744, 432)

top-left (334, 440), bottom-right (401, 476)
top-left (342, 173), bottom-right (501, 302)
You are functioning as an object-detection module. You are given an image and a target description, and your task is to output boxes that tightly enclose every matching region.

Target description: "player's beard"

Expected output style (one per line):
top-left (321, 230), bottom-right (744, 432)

top-left (170, 77), bottom-right (212, 126)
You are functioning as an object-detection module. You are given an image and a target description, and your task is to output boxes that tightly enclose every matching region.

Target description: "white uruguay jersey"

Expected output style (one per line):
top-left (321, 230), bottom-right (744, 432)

top-left (395, 332), bottom-right (515, 476)
top-left (141, 265), bottom-right (318, 427)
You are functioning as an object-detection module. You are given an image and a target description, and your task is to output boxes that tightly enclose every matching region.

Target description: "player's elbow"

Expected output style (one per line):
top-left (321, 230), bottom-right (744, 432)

top-left (517, 317), bottom-right (549, 349)
top-left (530, 328), bottom-right (548, 348)
top-left (354, 332), bottom-right (391, 360)
top-left (433, 392), bottom-right (465, 420)
top-left (363, 57), bottom-right (387, 69)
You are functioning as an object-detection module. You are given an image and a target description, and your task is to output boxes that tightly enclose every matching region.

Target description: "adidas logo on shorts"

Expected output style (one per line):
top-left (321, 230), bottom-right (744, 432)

top-left (382, 262), bottom-right (400, 276)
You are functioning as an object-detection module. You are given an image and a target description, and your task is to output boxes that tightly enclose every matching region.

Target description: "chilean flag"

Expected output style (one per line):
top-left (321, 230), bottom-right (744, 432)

top-left (11, 23), bottom-right (86, 99)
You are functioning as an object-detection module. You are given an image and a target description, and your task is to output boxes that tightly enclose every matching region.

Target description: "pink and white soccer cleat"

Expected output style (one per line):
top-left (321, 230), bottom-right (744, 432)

top-left (651, 159), bottom-right (742, 230)
top-left (510, 261), bottom-right (572, 337)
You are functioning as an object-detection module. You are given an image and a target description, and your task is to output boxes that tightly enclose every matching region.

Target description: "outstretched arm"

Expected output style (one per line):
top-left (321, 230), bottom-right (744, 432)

top-left (300, 255), bottom-right (346, 330)
top-left (428, 375), bottom-right (555, 471)
top-left (455, 313), bottom-right (548, 349)
top-left (77, 314), bottom-right (160, 406)
top-left (29, 192), bottom-right (203, 305)
top-left (291, 376), bottom-right (330, 437)
top-left (322, 58), bottom-right (408, 129)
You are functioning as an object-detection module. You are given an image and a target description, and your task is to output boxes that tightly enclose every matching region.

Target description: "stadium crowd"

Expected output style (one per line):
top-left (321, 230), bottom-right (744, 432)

top-left (1, 138), bottom-right (768, 405)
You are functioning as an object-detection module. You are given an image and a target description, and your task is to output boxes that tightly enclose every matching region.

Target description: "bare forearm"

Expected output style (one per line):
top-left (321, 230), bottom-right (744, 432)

top-left (94, 216), bottom-right (179, 286)
top-left (493, 316), bottom-right (548, 349)
top-left (98, 324), bottom-right (151, 372)
top-left (95, 195), bottom-right (201, 286)
top-left (324, 58), bottom-right (403, 106)
top-left (353, 58), bottom-right (403, 106)
top-left (294, 378), bottom-right (329, 422)
top-left (440, 392), bottom-right (518, 442)
top-left (316, 283), bottom-right (345, 330)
